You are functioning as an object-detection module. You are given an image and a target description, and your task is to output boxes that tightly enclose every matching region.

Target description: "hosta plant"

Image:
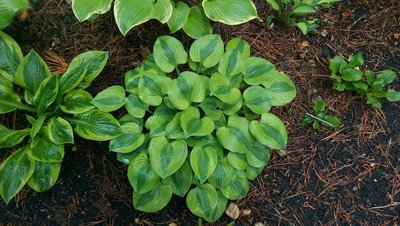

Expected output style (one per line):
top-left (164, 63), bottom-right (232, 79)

top-left (71, 0), bottom-right (258, 38)
top-left (0, 31), bottom-right (122, 203)
top-left (0, 0), bottom-right (30, 30)
top-left (303, 100), bottom-right (341, 131)
top-left (266, 0), bottom-right (341, 35)
top-left (105, 34), bottom-right (297, 222)
top-left (330, 52), bottom-right (400, 109)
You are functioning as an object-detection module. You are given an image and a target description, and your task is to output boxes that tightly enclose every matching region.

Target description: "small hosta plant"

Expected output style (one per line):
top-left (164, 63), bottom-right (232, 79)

top-left (330, 52), bottom-right (400, 109)
top-left (104, 34), bottom-right (297, 222)
top-left (266, 0), bottom-right (341, 35)
top-left (303, 100), bottom-right (341, 131)
top-left (0, 31), bottom-right (122, 203)
top-left (71, 0), bottom-right (258, 38)
top-left (0, 0), bottom-right (30, 30)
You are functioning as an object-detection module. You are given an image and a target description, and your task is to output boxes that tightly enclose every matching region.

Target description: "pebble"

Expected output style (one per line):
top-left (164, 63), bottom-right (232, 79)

top-left (225, 202), bottom-right (240, 219)
top-left (242, 209), bottom-right (252, 216)
top-left (168, 223), bottom-right (178, 226)
top-left (254, 222), bottom-right (265, 226)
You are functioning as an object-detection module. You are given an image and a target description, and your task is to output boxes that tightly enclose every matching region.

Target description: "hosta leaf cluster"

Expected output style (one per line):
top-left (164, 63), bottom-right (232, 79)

top-left (0, 31), bottom-right (122, 203)
top-left (303, 100), bottom-right (341, 131)
top-left (108, 34), bottom-right (296, 222)
top-left (71, 0), bottom-right (258, 38)
top-left (0, 0), bottom-right (30, 30)
top-left (330, 52), bottom-right (400, 109)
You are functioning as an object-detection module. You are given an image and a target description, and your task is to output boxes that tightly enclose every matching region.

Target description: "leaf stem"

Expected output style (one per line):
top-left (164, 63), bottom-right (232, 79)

top-left (305, 113), bottom-right (333, 127)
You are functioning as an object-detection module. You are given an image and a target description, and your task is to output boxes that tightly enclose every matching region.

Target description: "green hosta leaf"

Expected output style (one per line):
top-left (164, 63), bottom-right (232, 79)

top-left (0, 31), bottom-right (24, 78)
top-left (267, 0), bottom-right (281, 12)
top-left (183, 6), bottom-right (213, 39)
top-left (250, 113), bottom-right (288, 150)
top-left (113, 0), bottom-right (151, 35)
top-left (33, 75), bottom-right (59, 115)
top-left (199, 97), bottom-right (223, 120)
top-left (167, 2), bottom-right (190, 33)
top-left (186, 184), bottom-right (218, 221)
top-left (0, 0), bottom-right (30, 30)
top-left (291, 3), bottom-right (316, 17)
top-left (386, 90), bottom-right (400, 102)
top-left (216, 116), bottom-right (253, 154)
top-left (263, 72), bottom-right (297, 106)
top-left (128, 153), bottom-right (160, 194)
top-left (150, 0), bottom-right (173, 24)
top-left (125, 67), bottom-right (142, 94)
top-left (218, 50), bottom-right (245, 77)
top-left (190, 146), bottom-right (218, 183)
top-left (246, 143), bottom-right (271, 168)
top-left (220, 170), bottom-right (249, 200)
top-left (163, 161), bottom-right (193, 197)
top-left (91, 85), bottom-right (126, 112)
top-left (342, 68), bottom-right (363, 82)
top-left (60, 89), bottom-right (94, 114)
top-left (148, 137), bottom-right (188, 179)
top-left (210, 73), bottom-right (242, 104)
top-left (0, 125), bottom-right (30, 148)
top-left (353, 82), bottom-right (368, 93)
top-left (168, 72), bottom-right (206, 110)
top-left (367, 93), bottom-right (382, 109)
top-left (59, 66), bottom-right (87, 95)
top-left (313, 100), bottom-right (325, 113)
top-left (242, 57), bottom-right (275, 85)
top-left (145, 105), bottom-right (176, 137)
top-left (349, 52), bottom-right (364, 68)
top-left (138, 71), bottom-right (172, 106)
top-left (72, 109), bottom-right (122, 141)
top-left (296, 20), bottom-right (318, 35)
top-left (243, 86), bottom-right (271, 114)
top-left (246, 165), bottom-right (264, 180)
top-left (0, 147), bottom-right (34, 204)
top-left (110, 122), bottom-right (145, 153)
top-left (323, 115), bottom-right (342, 128)
top-left (329, 55), bottom-right (347, 76)
top-left (186, 134), bottom-right (214, 148)
top-left (374, 70), bottom-right (397, 88)
top-left (190, 34), bottom-right (224, 69)
top-left (227, 152), bottom-right (248, 170)
top-left (202, 0), bottom-right (258, 25)
top-left (125, 94), bottom-right (148, 118)
top-left (133, 184), bottom-right (172, 212)
top-left (165, 112), bottom-right (185, 140)
top-left (117, 137), bottom-right (149, 164)
top-left (154, 36), bottom-right (187, 73)
top-left (180, 106), bottom-right (214, 138)
top-left (27, 161), bottom-right (61, 192)
top-left (15, 50), bottom-right (51, 94)
top-left (226, 38), bottom-right (251, 59)
top-left (207, 159), bottom-right (237, 188)
top-left (30, 115), bottom-right (46, 139)
top-left (29, 135), bottom-right (64, 163)
top-left (0, 89), bottom-right (21, 114)
top-left (208, 191), bottom-right (228, 223)
top-left (47, 117), bottom-right (74, 144)
top-left (220, 97), bottom-right (243, 116)
top-left (72, 0), bottom-right (113, 22)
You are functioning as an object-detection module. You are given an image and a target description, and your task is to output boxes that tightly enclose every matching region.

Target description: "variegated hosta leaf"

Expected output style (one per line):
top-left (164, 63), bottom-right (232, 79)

top-left (163, 161), bottom-right (193, 197)
top-left (189, 34), bottom-right (224, 69)
top-left (72, 0), bottom-right (113, 22)
top-left (202, 0), bottom-right (258, 25)
top-left (207, 158), bottom-right (237, 188)
top-left (210, 73), bottom-right (242, 104)
top-left (198, 97), bottom-right (223, 120)
top-left (133, 184), bottom-right (172, 213)
top-left (220, 170), bottom-right (249, 200)
top-left (208, 191), bottom-right (229, 223)
top-left (182, 6), bottom-right (213, 39)
top-left (145, 105), bottom-right (176, 137)
top-left (242, 57), bottom-right (276, 85)
top-left (0, 0), bottom-right (30, 30)
top-left (250, 113), bottom-right (288, 150)
top-left (190, 146), bottom-right (218, 183)
top-left (59, 65), bottom-right (87, 95)
top-left (220, 97), bottom-right (243, 116)
top-left (109, 122), bottom-right (145, 153)
top-left (30, 115), bottom-right (46, 139)
top-left (27, 161), bottom-right (61, 192)
top-left (0, 125), bottom-right (30, 148)
top-left (218, 50), bottom-right (245, 77)
top-left (33, 75), bottom-right (59, 115)
top-left (246, 143), bottom-right (271, 168)
top-left (180, 106), bottom-right (214, 138)
top-left (165, 112), bottom-right (185, 140)
top-left (243, 86), bottom-right (271, 114)
top-left (246, 165), bottom-right (264, 180)
top-left (125, 67), bottom-right (142, 94)
top-left (0, 147), bottom-right (34, 204)
top-left (128, 153), bottom-right (160, 194)
top-left (72, 109), bottom-right (122, 141)
top-left (227, 152), bottom-right (248, 170)
top-left (263, 72), bottom-right (297, 106)
top-left (167, 1), bottom-right (190, 33)
top-left (117, 136), bottom-right (150, 164)
top-left (168, 71), bottom-right (207, 110)
top-left (186, 134), bottom-right (214, 148)
top-left (0, 90), bottom-right (21, 114)
top-left (148, 136), bottom-right (188, 179)
top-left (186, 184), bottom-right (218, 221)
top-left (47, 117), bottom-right (74, 144)
top-left (29, 135), bottom-right (65, 163)
top-left (226, 38), bottom-right (251, 59)
top-left (216, 116), bottom-right (253, 154)
top-left (153, 35), bottom-right (187, 73)
top-left (151, 0), bottom-right (173, 24)
top-left (60, 89), bottom-right (94, 114)
top-left (138, 71), bottom-right (172, 106)
top-left (0, 31), bottom-right (24, 79)
top-left (125, 94), bottom-right (148, 118)
top-left (91, 85), bottom-right (126, 112)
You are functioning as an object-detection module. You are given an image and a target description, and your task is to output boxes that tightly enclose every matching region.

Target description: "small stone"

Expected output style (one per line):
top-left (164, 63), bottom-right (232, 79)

top-left (370, 163), bottom-right (376, 167)
top-left (300, 40), bottom-right (309, 47)
top-left (71, 146), bottom-right (78, 152)
top-left (374, 179), bottom-right (377, 182)
top-left (321, 29), bottom-right (328, 37)
top-left (278, 149), bottom-right (286, 157)
top-left (168, 223), bottom-right (178, 226)
top-left (242, 209), bottom-right (252, 216)
top-left (254, 222), bottom-right (265, 226)
top-left (225, 202), bottom-right (240, 219)
top-left (134, 218), bottom-right (140, 224)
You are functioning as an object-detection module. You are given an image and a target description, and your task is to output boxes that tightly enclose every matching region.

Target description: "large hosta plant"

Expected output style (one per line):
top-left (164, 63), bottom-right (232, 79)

top-left (0, 0), bottom-right (30, 30)
top-left (71, 0), bottom-right (258, 38)
top-left (0, 31), bottom-right (122, 203)
top-left (103, 35), bottom-right (296, 222)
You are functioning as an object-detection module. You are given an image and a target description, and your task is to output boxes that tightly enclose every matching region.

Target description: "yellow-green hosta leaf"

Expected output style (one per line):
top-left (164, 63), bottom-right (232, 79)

top-left (125, 67), bottom-right (142, 94)
top-left (60, 89), bottom-right (94, 114)
top-left (148, 136), bottom-right (188, 179)
top-left (167, 1), bottom-right (190, 33)
top-left (59, 66), bottom-right (87, 94)
top-left (0, 90), bottom-right (21, 114)
top-left (72, 109), bottom-right (122, 141)
top-left (163, 160), bottom-right (193, 197)
top-left (30, 115), bottom-right (46, 140)
top-left (216, 116), bottom-right (253, 154)
top-left (128, 153), bottom-right (160, 194)
top-left (91, 85), bottom-right (126, 112)
top-left (114, 0), bottom-right (152, 35)
top-left (110, 122), bottom-right (145, 153)
top-left (208, 191), bottom-right (228, 223)
top-left (218, 50), bottom-right (245, 77)
top-left (207, 158), bottom-right (237, 189)
top-left (186, 134), bottom-right (214, 148)
top-left (291, 3), bottom-right (316, 17)
top-left (29, 135), bottom-right (64, 163)
top-left (0, 125), bottom-right (30, 148)
top-left (0, 0), bottom-right (30, 30)
top-left (189, 34), bottom-right (224, 69)
top-left (220, 97), bottom-right (243, 116)
top-left (246, 165), bottom-right (264, 180)
top-left (210, 73), bottom-right (242, 104)
top-left (151, 0), bottom-right (173, 24)
top-left (138, 71), bottom-right (172, 106)
top-left (202, 0), bottom-right (258, 25)
top-left (246, 143), bottom-right (271, 168)
top-left (190, 146), bottom-right (218, 183)
top-left (165, 112), bottom-right (185, 140)
top-left (0, 31), bottom-right (24, 79)
top-left (0, 147), bottom-right (34, 204)
top-left (145, 105), bottom-right (176, 137)
top-left (186, 184), bottom-right (218, 221)
top-left (226, 37), bottom-right (251, 59)
top-left (267, 0), bottom-right (281, 12)
top-left (48, 117), bottom-right (74, 145)
top-left (33, 75), bottom-right (59, 115)
top-left (296, 19), bottom-right (317, 35)
top-left (154, 36), bottom-right (187, 73)
top-left (243, 86), bottom-right (272, 114)
top-left (227, 152), bottom-right (248, 170)
top-left (133, 184), bottom-right (172, 212)
top-left (243, 57), bottom-right (276, 85)
top-left (220, 170), bottom-right (249, 200)
top-left (183, 6), bottom-right (213, 39)
top-left (263, 72), bottom-right (297, 106)
top-left (180, 106), bottom-right (214, 138)
top-left (250, 113), bottom-right (288, 150)
top-left (125, 94), bottom-right (148, 119)
top-left (198, 97), bottom-right (223, 120)
top-left (72, 0), bottom-right (112, 22)
top-left (27, 161), bottom-right (60, 192)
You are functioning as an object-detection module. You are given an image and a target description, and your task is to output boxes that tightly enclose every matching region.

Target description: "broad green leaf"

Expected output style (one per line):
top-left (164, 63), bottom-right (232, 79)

top-left (0, 89), bottom-right (22, 114)
top-left (114, 0), bottom-right (152, 35)
top-left (243, 86), bottom-right (271, 114)
top-left (30, 115), bottom-right (46, 139)
top-left (150, 0), bottom-right (173, 23)
top-left (386, 90), bottom-right (400, 102)
top-left (316, 0), bottom-right (341, 4)
top-left (91, 85), bottom-right (126, 112)
top-left (29, 135), bottom-right (64, 163)
top-left (182, 6), bottom-right (213, 39)
top-left (220, 170), bottom-right (249, 200)
top-left (262, 72), bottom-right (297, 106)
top-left (33, 75), bottom-right (59, 115)
top-left (323, 115), bottom-right (342, 128)
top-left (349, 52), bottom-right (364, 68)
top-left (60, 89), bottom-right (94, 114)
top-left (210, 73), bottom-right (242, 104)
top-left (291, 3), bottom-right (316, 17)
top-left (148, 136), bottom-right (188, 179)
top-left (27, 161), bottom-right (60, 192)
top-left (313, 100), bottom-right (325, 113)
top-left (226, 38), bottom-right (251, 59)
top-left (110, 122), bottom-right (145, 153)
top-left (0, 147), bottom-right (34, 204)
top-left (72, 0), bottom-right (113, 22)
top-left (342, 68), bottom-right (363, 82)
top-left (186, 134), bottom-right (214, 148)
top-left (199, 97), bottom-right (224, 120)
top-left (180, 106), bottom-right (215, 138)
top-left (329, 55), bottom-right (347, 75)
top-left (0, 0), bottom-right (30, 30)
top-left (220, 97), bottom-right (243, 116)
top-left (128, 153), bottom-right (160, 194)
top-left (0, 31), bottom-right (24, 79)
top-left (353, 82), bottom-right (368, 93)
top-left (202, 0), bottom-right (258, 25)
top-left (227, 152), bottom-right (248, 170)
top-left (246, 143), bottom-right (271, 168)
top-left (138, 71), bottom-right (172, 106)
top-left (72, 109), bottom-right (122, 141)
top-left (165, 112), bottom-right (186, 140)
top-left (246, 165), bottom-right (264, 180)
top-left (374, 70), bottom-right (397, 88)
top-left (48, 117), bottom-right (74, 144)
top-left (59, 65), bottom-right (87, 95)
top-left (125, 67), bottom-right (142, 94)
top-left (167, 2), bottom-right (190, 33)
top-left (208, 191), bottom-right (228, 222)
top-left (163, 161), bottom-right (193, 197)
top-left (267, 0), bottom-right (281, 12)
top-left (125, 94), bottom-right (148, 118)
top-left (216, 116), bottom-right (253, 154)
top-left (189, 34), bottom-right (224, 69)
top-left (218, 50), bottom-right (245, 77)
top-left (190, 146), bottom-right (218, 183)
top-left (250, 113), bottom-right (288, 150)
top-left (367, 93), bottom-right (382, 109)
top-left (186, 184), bottom-right (218, 221)
top-left (0, 125), bottom-right (30, 148)
top-left (242, 57), bottom-right (275, 85)
top-left (145, 105), bottom-right (176, 137)
top-left (207, 159), bottom-right (237, 188)
top-left (133, 184), bottom-right (172, 212)
top-left (117, 136), bottom-right (150, 164)
top-left (153, 36), bottom-right (187, 73)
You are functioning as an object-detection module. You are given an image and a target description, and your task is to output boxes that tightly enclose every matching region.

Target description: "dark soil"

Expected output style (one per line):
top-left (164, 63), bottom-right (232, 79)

top-left (1, 0), bottom-right (399, 225)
